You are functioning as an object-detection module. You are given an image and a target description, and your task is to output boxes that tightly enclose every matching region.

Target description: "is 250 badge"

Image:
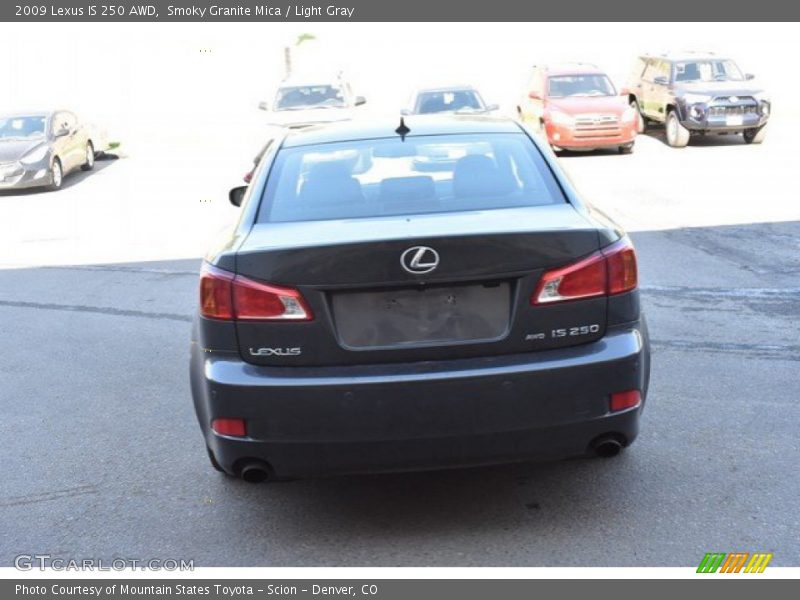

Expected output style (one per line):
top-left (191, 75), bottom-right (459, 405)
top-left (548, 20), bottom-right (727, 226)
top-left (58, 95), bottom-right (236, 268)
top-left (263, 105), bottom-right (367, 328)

top-left (526, 324), bottom-right (600, 341)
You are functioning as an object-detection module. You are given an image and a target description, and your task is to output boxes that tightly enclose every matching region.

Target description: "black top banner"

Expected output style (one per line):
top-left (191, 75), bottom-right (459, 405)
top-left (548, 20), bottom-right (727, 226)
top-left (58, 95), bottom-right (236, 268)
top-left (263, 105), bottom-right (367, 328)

top-left (3, 0), bottom-right (800, 22)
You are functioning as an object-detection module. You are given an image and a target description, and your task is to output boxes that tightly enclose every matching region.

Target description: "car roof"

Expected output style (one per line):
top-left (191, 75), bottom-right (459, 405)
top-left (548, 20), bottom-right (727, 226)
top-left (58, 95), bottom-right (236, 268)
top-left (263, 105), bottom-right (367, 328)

top-left (279, 74), bottom-right (345, 88)
top-left (538, 63), bottom-right (605, 76)
top-left (414, 85), bottom-right (478, 94)
top-left (281, 115), bottom-right (522, 148)
top-left (642, 52), bottom-right (728, 63)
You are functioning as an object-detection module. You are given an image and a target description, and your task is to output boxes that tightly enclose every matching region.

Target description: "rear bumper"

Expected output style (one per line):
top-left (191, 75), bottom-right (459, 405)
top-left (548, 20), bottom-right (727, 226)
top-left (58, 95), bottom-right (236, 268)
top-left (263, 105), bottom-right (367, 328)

top-left (191, 323), bottom-right (650, 478)
top-left (545, 121), bottom-right (637, 150)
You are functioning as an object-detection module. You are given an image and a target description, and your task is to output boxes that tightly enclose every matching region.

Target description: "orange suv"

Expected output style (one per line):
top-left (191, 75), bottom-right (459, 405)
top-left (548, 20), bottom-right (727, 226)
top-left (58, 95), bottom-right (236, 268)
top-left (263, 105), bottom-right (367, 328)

top-left (518, 64), bottom-right (638, 154)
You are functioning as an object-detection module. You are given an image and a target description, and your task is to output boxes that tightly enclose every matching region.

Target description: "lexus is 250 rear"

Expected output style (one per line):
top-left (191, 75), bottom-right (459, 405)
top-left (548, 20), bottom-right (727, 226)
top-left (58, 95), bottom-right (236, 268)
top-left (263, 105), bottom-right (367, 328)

top-left (190, 116), bottom-right (651, 482)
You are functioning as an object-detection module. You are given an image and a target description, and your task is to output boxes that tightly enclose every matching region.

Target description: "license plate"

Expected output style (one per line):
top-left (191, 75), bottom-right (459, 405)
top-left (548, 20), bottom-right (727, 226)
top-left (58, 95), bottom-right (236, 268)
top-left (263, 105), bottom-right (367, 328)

top-left (726, 115), bottom-right (744, 126)
top-left (332, 282), bottom-right (511, 348)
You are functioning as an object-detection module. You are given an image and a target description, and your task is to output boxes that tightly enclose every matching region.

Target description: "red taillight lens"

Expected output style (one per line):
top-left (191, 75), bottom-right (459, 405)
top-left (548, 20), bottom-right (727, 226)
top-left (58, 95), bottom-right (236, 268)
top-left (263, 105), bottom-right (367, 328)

top-left (212, 418), bottom-right (247, 437)
top-left (603, 238), bottom-right (638, 295)
top-left (532, 238), bottom-right (637, 305)
top-left (610, 390), bottom-right (641, 412)
top-left (533, 251), bottom-right (607, 304)
top-left (232, 276), bottom-right (313, 321)
top-left (199, 263), bottom-right (313, 321)
top-left (200, 263), bottom-right (234, 319)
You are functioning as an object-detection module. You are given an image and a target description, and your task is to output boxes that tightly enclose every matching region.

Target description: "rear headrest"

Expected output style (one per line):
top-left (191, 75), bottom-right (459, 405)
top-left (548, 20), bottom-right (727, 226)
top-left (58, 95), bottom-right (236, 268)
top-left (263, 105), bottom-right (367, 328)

top-left (305, 161), bottom-right (352, 181)
top-left (380, 176), bottom-right (436, 204)
top-left (453, 154), bottom-right (514, 198)
top-left (299, 161), bottom-right (363, 204)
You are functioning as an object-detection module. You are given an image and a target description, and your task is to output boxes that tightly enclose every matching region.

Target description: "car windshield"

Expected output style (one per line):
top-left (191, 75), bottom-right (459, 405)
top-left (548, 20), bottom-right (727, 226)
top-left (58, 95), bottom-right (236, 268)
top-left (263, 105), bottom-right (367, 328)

top-left (548, 74), bottom-right (616, 97)
top-left (674, 60), bottom-right (745, 83)
top-left (0, 115), bottom-right (46, 140)
top-left (257, 133), bottom-right (566, 223)
top-left (274, 85), bottom-right (346, 110)
top-left (415, 90), bottom-right (485, 114)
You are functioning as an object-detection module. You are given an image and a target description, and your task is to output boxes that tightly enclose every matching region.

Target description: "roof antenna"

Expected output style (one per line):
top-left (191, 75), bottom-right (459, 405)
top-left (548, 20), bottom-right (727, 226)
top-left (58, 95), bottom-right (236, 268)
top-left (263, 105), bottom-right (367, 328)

top-left (395, 117), bottom-right (410, 141)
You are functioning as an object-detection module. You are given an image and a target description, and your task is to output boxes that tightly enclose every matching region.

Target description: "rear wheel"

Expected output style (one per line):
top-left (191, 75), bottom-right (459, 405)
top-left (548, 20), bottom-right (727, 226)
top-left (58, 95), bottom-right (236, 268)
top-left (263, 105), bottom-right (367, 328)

top-left (47, 158), bottom-right (63, 191)
top-left (665, 110), bottom-right (690, 148)
top-left (743, 124), bottom-right (767, 144)
top-left (630, 99), bottom-right (646, 134)
top-left (81, 142), bottom-right (95, 171)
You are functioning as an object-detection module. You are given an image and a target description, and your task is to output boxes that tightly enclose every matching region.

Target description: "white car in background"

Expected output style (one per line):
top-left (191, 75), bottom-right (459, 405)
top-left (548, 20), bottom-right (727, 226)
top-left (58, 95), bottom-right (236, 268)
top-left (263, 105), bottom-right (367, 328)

top-left (258, 73), bottom-right (367, 129)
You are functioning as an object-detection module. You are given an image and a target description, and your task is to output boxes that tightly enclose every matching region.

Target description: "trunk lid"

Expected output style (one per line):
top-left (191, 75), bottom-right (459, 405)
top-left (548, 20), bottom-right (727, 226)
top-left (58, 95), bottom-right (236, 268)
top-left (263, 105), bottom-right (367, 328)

top-left (235, 205), bottom-right (606, 366)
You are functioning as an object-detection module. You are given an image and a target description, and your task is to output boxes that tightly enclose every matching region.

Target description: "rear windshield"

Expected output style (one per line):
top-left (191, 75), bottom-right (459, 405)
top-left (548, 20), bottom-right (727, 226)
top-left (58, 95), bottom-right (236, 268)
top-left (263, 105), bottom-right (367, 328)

top-left (275, 85), bottom-right (346, 110)
top-left (257, 133), bottom-right (565, 223)
top-left (415, 90), bottom-right (484, 114)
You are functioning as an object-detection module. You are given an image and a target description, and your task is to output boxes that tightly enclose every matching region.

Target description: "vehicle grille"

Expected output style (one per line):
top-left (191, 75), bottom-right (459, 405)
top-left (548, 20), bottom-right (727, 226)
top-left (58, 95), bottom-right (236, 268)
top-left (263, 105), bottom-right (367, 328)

top-left (708, 104), bottom-right (760, 117)
top-left (713, 95), bottom-right (756, 104)
top-left (708, 96), bottom-right (759, 117)
top-left (573, 114), bottom-right (621, 138)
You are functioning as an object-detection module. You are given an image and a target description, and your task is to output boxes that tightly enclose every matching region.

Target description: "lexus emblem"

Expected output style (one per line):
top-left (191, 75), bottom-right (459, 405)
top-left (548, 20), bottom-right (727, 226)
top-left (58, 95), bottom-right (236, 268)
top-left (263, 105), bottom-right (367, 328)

top-left (729, 96), bottom-right (739, 103)
top-left (401, 246), bottom-right (439, 274)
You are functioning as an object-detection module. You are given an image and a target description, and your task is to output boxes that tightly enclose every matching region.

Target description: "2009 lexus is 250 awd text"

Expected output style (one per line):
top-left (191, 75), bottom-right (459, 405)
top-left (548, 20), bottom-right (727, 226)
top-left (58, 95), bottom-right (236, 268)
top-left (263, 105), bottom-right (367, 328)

top-left (190, 116), bottom-right (651, 483)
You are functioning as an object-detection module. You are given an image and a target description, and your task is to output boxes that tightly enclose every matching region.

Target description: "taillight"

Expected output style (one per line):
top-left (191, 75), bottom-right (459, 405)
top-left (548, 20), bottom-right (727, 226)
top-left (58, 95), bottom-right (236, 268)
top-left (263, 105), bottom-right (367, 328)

top-left (604, 238), bottom-right (638, 295)
top-left (199, 263), bottom-right (313, 321)
top-left (212, 418), bottom-right (247, 437)
top-left (232, 275), bottom-right (313, 321)
top-left (200, 263), bottom-right (234, 319)
top-left (610, 390), bottom-right (641, 412)
top-left (532, 238), bottom-right (637, 305)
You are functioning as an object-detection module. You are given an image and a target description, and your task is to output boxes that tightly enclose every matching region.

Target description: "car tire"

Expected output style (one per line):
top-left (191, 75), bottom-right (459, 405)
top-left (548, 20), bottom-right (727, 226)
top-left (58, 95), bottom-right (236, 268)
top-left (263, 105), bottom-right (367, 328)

top-left (47, 158), bottom-right (63, 191)
top-left (631, 99), bottom-right (646, 134)
top-left (619, 143), bottom-right (634, 155)
top-left (81, 142), bottom-right (95, 171)
top-left (743, 124), bottom-right (767, 144)
top-left (665, 110), bottom-right (690, 148)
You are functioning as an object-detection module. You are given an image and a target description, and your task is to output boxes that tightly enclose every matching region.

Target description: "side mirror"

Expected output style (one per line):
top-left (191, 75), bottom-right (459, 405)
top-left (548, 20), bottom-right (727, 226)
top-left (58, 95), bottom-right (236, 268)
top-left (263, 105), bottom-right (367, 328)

top-left (400, 108), bottom-right (411, 116)
top-left (354, 96), bottom-right (367, 106)
top-left (653, 76), bottom-right (669, 86)
top-left (528, 91), bottom-right (541, 100)
top-left (257, 101), bottom-right (269, 111)
top-left (745, 73), bottom-right (755, 80)
top-left (229, 186), bottom-right (247, 207)
top-left (55, 127), bottom-right (70, 137)
top-left (485, 103), bottom-right (499, 112)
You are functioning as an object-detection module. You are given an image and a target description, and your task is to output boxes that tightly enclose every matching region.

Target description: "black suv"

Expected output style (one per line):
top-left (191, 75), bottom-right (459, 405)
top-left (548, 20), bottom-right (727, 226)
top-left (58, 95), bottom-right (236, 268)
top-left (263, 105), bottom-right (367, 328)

top-left (624, 53), bottom-right (770, 147)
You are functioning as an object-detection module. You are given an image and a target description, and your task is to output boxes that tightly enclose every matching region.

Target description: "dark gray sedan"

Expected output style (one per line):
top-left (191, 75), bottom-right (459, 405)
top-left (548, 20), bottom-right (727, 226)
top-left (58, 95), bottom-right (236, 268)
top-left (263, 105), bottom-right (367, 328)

top-left (191, 116), bottom-right (651, 483)
top-left (0, 110), bottom-right (96, 191)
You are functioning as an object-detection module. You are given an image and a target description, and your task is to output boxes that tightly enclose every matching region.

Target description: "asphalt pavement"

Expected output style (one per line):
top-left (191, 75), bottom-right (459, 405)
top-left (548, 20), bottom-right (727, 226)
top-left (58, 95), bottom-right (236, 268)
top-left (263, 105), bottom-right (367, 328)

top-left (1, 123), bottom-right (798, 567)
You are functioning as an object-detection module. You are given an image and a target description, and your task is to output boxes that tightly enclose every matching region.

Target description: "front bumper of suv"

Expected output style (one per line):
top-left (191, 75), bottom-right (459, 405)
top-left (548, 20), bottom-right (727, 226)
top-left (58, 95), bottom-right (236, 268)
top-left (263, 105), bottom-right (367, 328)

top-left (544, 119), bottom-right (637, 150)
top-left (678, 98), bottom-right (770, 132)
top-left (191, 321), bottom-right (651, 479)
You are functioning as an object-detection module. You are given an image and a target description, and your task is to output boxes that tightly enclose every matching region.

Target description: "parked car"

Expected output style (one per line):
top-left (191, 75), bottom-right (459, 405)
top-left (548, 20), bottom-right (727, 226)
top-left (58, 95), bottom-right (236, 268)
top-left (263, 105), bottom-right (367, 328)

top-left (191, 116), bottom-right (651, 483)
top-left (257, 73), bottom-right (366, 129)
top-left (623, 52), bottom-right (770, 147)
top-left (517, 64), bottom-right (638, 154)
top-left (0, 110), bottom-right (98, 191)
top-left (401, 85), bottom-right (498, 115)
